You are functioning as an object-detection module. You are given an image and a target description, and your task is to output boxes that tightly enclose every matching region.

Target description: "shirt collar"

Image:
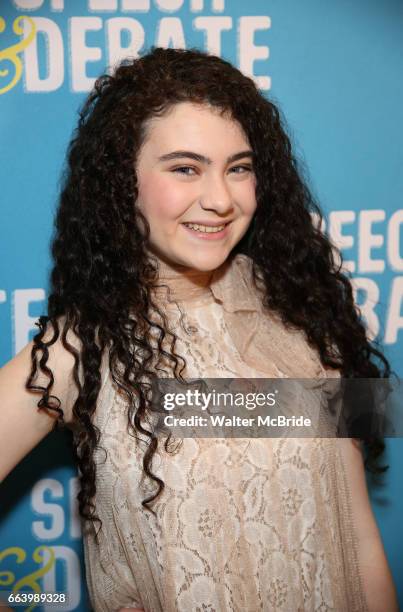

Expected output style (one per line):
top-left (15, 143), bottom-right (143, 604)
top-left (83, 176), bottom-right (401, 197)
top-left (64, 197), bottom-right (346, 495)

top-left (209, 253), bottom-right (261, 313)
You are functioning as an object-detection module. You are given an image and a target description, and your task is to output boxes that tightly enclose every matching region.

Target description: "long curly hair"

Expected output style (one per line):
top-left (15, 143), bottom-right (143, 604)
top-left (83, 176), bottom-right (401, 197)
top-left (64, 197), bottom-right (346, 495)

top-left (26, 46), bottom-right (391, 535)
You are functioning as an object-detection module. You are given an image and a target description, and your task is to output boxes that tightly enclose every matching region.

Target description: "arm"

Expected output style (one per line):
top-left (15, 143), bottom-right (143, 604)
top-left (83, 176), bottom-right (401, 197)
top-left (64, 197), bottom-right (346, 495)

top-left (337, 438), bottom-right (398, 612)
top-left (0, 321), bottom-right (79, 482)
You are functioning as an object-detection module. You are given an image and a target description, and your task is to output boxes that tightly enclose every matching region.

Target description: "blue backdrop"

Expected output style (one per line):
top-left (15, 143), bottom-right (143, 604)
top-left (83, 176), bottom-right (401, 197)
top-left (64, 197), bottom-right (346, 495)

top-left (1, 0), bottom-right (402, 610)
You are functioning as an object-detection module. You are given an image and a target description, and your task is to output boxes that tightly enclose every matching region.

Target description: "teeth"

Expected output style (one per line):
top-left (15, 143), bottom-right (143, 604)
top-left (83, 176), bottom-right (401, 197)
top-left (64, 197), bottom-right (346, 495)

top-left (183, 223), bottom-right (226, 233)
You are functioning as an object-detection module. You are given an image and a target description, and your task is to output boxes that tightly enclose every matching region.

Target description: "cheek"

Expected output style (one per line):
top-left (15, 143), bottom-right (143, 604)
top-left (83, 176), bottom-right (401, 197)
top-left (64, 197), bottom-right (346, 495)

top-left (137, 174), bottom-right (189, 220)
top-left (238, 180), bottom-right (257, 216)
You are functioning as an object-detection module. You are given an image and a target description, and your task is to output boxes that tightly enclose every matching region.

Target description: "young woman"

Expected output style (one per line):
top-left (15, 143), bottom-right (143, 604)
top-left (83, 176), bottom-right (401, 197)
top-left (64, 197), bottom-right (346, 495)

top-left (0, 47), bottom-right (398, 611)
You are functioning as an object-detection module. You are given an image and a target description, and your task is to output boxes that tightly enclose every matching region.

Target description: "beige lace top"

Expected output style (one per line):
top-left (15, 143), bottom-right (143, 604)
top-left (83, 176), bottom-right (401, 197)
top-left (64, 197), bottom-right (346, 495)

top-left (81, 253), bottom-right (368, 612)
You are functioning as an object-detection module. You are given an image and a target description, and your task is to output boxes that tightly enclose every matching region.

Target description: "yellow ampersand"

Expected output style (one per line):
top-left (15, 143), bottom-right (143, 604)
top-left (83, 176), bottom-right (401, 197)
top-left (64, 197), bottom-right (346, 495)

top-left (0, 545), bottom-right (56, 612)
top-left (0, 15), bottom-right (36, 95)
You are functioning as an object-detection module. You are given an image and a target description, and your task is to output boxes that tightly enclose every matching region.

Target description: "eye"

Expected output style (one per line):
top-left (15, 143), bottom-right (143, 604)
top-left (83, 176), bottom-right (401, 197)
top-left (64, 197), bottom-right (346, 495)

top-left (230, 165), bottom-right (253, 174)
top-left (171, 166), bottom-right (197, 176)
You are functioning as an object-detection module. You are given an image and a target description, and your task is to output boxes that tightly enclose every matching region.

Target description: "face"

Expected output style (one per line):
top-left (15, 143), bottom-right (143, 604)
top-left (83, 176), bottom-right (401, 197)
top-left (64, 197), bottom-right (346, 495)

top-left (134, 101), bottom-right (257, 272)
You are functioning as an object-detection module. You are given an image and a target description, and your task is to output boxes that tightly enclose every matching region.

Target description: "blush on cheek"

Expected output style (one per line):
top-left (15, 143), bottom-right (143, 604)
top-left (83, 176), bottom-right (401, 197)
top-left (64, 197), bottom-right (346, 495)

top-left (144, 175), bottom-right (182, 208)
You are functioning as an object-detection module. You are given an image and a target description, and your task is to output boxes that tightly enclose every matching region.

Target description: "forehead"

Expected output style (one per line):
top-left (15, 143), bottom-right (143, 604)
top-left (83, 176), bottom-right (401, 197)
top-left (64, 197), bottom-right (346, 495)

top-left (140, 101), bottom-right (249, 152)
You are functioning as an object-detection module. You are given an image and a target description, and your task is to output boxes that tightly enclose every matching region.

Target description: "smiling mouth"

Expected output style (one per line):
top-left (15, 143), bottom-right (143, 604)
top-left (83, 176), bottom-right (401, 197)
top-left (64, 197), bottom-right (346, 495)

top-left (181, 221), bottom-right (231, 233)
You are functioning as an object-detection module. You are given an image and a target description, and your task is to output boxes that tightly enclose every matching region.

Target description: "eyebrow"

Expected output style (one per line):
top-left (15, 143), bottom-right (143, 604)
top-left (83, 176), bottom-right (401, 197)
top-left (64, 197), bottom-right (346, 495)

top-left (157, 150), bottom-right (254, 164)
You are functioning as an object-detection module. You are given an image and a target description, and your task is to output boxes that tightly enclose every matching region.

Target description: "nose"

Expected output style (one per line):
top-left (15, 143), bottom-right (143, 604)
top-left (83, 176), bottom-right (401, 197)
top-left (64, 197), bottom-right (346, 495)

top-left (199, 172), bottom-right (234, 214)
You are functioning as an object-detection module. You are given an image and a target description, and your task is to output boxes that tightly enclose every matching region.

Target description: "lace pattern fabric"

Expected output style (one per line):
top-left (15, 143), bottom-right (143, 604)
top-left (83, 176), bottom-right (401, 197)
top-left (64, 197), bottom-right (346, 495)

top-left (80, 254), bottom-right (368, 612)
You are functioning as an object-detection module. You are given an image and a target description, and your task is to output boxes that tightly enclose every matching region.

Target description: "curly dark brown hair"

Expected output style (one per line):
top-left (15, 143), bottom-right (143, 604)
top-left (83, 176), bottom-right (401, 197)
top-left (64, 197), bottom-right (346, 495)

top-left (26, 46), bottom-right (391, 536)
